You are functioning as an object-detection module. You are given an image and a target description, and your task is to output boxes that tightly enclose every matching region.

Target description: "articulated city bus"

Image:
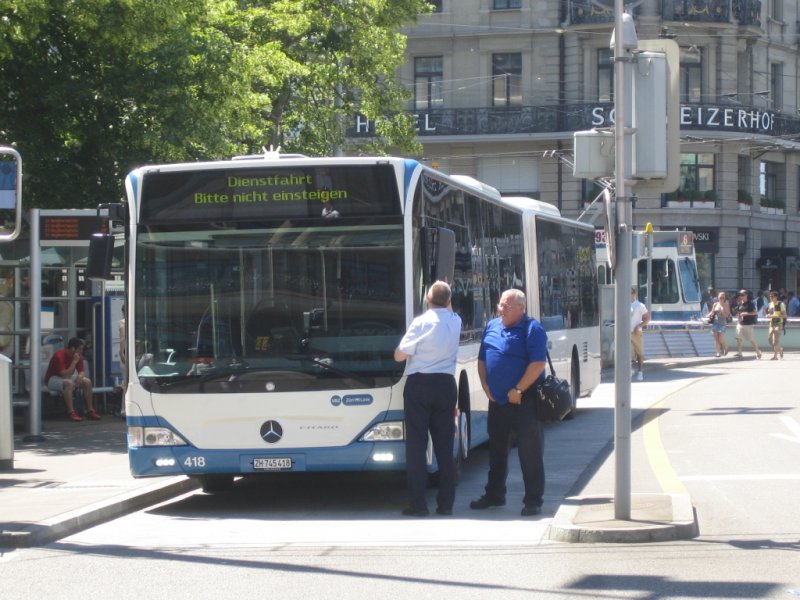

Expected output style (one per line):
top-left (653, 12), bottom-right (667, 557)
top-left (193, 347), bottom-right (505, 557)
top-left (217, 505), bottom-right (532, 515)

top-left (100, 154), bottom-right (601, 492)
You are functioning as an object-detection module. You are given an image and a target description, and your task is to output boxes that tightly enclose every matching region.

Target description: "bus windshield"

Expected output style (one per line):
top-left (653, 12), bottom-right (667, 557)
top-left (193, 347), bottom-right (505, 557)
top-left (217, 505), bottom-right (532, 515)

top-left (134, 221), bottom-right (406, 393)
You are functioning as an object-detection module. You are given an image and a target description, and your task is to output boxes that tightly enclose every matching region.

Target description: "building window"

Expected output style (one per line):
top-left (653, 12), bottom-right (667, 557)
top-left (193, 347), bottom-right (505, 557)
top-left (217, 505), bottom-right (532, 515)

top-left (770, 63), bottom-right (783, 110)
top-left (669, 153), bottom-right (715, 205)
top-left (760, 161), bottom-right (778, 202)
top-left (493, 0), bottom-right (521, 8)
top-left (771, 0), bottom-right (783, 21)
top-left (797, 166), bottom-right (800, 212)
top-left (429, 0), bottom-right (443, 12)
top-left (680, 47), bottom-right (702, 103)
top-left (414, 56), bottom-right (443, 111)
top-left (598, 48), bottom-right (613, 102)
top-left (738, 156), bottom-right (751, 191)
top-left (583, 180), bottom-right (606, 207)
top-left (492, 53), bottom-right (522, 107)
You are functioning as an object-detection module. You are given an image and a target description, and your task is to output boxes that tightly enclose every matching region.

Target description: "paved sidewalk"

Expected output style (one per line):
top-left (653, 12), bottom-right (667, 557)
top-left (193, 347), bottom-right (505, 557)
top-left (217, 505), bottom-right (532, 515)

top-left (0, 354), bottom-right (743, 549)
top-left (0, 416), bottom-right (197, 548)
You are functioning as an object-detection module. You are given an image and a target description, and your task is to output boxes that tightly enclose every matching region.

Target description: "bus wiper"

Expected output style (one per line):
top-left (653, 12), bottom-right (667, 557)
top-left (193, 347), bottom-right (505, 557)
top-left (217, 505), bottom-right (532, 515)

top-left (287, 355), bottom-right (375, 388)
top-left (151, 362), bottom-right (249, 389)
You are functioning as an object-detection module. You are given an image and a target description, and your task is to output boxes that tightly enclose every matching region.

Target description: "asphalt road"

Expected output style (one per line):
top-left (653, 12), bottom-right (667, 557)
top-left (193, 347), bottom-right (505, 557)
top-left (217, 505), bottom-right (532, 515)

top-left (2, 356), bottom-right (800, 599)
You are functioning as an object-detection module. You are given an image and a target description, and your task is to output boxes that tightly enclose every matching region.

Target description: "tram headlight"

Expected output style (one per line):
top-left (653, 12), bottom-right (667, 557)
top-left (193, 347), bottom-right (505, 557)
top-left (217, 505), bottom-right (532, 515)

top-left (128, 426), bottom-right (188, 448)
top-left (359, 421), bottom-right (404, 442)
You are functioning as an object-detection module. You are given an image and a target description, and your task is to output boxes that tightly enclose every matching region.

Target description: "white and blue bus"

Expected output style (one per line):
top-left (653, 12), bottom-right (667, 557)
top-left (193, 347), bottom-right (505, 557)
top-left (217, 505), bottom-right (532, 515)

top-left (101, 154), bottom-right (600, 491)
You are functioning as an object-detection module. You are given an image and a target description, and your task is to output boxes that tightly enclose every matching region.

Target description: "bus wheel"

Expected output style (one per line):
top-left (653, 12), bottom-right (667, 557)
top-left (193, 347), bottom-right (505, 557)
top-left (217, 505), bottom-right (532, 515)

top-left (199, 474), bottom-right (234, 493)
top-left (563, 358), bottom-right (580, 420)
top-left (454, 410), bottom-right (468, 483)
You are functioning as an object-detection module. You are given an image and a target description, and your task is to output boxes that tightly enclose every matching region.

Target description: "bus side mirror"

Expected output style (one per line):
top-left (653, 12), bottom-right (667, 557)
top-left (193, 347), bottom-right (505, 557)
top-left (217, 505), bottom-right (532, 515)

top-left (0, 147), bottom-right (23, 243)
top-left (422, 227), bottom-right (456, 284)
top-left (87, 232), bottom-right (115, 280)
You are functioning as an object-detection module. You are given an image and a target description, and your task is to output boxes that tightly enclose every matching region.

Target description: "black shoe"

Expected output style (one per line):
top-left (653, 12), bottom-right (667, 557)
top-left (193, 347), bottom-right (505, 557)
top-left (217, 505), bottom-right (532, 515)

top-left (401, 507), bottom-right (429, 517)
top-left (521, 505), bottom-right (542, 516)
top-left (435, 507), bottom-right (452, 516)
top-left (469, 496), bottom-right (505, 510)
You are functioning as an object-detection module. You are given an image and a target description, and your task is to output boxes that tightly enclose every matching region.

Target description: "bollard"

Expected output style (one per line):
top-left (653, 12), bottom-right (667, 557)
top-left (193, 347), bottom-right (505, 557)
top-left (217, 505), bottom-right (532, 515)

top-left (0, 354), bottom-right (13, 469)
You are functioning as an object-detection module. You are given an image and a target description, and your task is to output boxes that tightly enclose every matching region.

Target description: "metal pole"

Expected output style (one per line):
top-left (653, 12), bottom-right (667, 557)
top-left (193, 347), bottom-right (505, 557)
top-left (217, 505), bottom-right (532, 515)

top-left (26, 209), bottom-right (44, 441)
top-left (613, 1), bottom-right (633, 520)
top-left (646, 231), bottom-right (653, 313)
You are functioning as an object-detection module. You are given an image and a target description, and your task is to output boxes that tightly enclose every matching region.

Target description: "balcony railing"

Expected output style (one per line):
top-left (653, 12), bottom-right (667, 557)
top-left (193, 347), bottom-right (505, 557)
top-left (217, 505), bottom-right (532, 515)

top-left (662, 0), bottom-right (729, 22)
top-left (567, 0), bottom-right (760, 26)
top-left (348, 101), bottom-right (800, 138)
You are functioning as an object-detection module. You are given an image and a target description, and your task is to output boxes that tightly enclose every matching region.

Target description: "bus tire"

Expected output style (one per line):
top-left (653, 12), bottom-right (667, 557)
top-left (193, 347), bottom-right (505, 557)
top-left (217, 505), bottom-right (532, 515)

top-left (199, 474), bottom-right (234, 493)
top-left (450, 374), bottom-right (471, 484)
top-left (563, 354), bottom-right (580, 420)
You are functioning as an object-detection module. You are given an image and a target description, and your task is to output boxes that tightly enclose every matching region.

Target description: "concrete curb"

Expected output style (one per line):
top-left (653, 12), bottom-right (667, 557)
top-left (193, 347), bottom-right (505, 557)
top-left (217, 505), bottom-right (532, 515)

top-left (547, 493), bottom-right (699, 543)
top-left (0, 476), bottom-right (200, 548)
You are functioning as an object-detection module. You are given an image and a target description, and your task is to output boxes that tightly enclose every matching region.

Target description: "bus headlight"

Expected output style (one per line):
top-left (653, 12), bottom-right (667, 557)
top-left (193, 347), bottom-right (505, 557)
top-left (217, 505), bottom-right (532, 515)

top-left (128, 426), bottom-right (188, 448)
top-left (359, 421), bottom-right (404, 442)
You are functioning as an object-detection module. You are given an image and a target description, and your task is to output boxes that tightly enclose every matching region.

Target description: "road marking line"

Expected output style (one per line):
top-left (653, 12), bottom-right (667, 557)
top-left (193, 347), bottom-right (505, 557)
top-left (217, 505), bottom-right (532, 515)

top-left (643, 397), bottom-right (688, 494)
top-left (682, 473), bottom-right (800, 481)
top-left (642, 380), bottom-right (700, 495)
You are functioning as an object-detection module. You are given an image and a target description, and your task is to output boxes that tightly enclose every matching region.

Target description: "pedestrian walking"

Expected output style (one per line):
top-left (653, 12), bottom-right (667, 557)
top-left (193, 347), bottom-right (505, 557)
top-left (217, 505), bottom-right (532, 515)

top-left (707, 291), bottom-right (730, 357)
top-left (631, 286), bottom-right (650, 381)
top-left (766, 290), bottom-right (786, 360)
top-left (734, 289), bottom-right (762, 359)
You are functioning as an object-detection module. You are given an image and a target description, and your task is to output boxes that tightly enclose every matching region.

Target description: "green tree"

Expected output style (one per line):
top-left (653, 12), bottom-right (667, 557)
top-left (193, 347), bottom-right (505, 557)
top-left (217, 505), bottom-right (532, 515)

top-left (0, 0), bottom-right (429, 210)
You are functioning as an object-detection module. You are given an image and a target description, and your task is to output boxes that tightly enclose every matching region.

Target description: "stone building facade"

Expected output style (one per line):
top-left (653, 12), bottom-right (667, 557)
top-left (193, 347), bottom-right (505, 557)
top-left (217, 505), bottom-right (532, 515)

top-left (369, 0), bottom-right (800, 295)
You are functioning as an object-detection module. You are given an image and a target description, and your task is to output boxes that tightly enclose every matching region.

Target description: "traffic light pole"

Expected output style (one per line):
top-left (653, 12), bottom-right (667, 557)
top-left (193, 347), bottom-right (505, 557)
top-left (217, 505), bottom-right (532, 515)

top-left (613, 1), bottom-right (634, 520)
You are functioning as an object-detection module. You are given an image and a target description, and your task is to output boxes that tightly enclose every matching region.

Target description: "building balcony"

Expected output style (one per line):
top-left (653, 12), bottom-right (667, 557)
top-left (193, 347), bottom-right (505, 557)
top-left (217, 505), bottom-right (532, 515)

top-left (662, 0), bottom-right (729, 23)
top-left (349, 100), bottom-right (800, 138)
top-left (567, 0), bottom-right (760, 27)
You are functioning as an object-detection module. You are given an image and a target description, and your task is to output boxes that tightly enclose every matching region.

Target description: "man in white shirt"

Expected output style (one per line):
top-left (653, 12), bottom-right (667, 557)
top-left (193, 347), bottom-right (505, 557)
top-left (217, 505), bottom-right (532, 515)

top-left (394, 281), bottom-right (462, 517)
top-left (630, 286), bottom-right (650, 381)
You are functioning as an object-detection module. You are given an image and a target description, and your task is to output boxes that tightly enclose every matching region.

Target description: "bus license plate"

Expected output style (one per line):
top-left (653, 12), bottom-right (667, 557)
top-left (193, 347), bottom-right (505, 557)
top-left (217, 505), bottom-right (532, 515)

top-left (253, 457), bottom-right (292, 471)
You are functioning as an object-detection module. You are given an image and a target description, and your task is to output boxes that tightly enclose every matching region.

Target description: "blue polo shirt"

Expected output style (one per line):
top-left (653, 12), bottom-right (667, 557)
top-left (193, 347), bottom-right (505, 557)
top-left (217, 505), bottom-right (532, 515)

top-left (479, 315), bottom-right (548, 405)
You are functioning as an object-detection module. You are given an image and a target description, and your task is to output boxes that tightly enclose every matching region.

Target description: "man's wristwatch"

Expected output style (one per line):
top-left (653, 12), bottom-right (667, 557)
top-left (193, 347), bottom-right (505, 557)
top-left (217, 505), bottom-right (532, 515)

top-left (513, 387), bottom-right (523, 395)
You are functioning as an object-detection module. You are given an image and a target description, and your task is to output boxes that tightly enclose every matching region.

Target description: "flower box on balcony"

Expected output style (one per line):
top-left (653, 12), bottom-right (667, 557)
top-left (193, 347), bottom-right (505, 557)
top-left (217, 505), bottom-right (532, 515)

top-left (693, 201), bottom-right (715, 209)
top-left (737, 189), bottom-right (753, 207)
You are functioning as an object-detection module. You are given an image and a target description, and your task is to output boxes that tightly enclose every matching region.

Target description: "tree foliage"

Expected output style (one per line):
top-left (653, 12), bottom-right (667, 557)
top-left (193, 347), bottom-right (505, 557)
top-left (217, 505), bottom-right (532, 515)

top-left (0, 0), bottom-right (429, 209)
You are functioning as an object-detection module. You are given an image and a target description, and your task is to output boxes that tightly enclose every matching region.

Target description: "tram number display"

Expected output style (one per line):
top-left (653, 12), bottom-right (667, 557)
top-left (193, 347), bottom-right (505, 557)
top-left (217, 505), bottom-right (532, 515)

top-left (253, 457), bottom-right (292, 471)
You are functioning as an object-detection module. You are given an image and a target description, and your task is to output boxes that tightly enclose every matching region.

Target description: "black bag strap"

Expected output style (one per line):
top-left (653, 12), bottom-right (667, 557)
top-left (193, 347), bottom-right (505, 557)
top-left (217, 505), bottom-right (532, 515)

top-left (545, 350), bottom-right (556, 376)
top-left (524, 316), bottom-right (555, 378)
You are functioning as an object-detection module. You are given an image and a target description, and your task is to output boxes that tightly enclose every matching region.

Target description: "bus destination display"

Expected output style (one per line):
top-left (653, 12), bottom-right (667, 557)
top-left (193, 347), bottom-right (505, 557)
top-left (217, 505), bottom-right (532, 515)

top-left (139, 164), bottom-right (402, 224)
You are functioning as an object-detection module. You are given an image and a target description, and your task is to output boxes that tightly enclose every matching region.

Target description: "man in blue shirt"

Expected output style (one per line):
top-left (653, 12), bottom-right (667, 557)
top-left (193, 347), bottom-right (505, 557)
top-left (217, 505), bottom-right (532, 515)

top-left (470, 288), bottom-right (548, 516)
top-left (394, 281), bottom-right (462, 517)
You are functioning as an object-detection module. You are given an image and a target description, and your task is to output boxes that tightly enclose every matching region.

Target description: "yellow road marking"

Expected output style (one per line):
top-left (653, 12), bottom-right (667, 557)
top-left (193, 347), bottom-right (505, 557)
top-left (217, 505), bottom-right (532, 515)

top-left (642, 391), bottom-right (691, 495)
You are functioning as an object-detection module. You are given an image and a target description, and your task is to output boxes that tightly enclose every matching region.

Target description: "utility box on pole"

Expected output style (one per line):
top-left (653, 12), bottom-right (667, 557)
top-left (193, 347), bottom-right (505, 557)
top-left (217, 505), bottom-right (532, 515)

top-left (631, 51), bottom-right (668, 179)
top-left (572, 39), bottom-right (679, 193)
top-left (630, 39), bottom-right (680, 193)
top-left (573, 130), bottom-right (615, 179)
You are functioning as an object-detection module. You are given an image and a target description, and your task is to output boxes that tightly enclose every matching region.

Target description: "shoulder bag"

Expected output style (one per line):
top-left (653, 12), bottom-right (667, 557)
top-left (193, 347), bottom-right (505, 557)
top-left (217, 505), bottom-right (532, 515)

top-left (527, 351), bottom-right (573, 422)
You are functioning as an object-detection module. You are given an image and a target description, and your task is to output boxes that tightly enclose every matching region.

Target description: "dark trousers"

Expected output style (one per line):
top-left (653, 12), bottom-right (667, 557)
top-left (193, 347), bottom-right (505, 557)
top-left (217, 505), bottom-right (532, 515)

top-left (484, 397), bottom-right (545, 507)
top-left (403, 373), bottom-right (457, 511)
